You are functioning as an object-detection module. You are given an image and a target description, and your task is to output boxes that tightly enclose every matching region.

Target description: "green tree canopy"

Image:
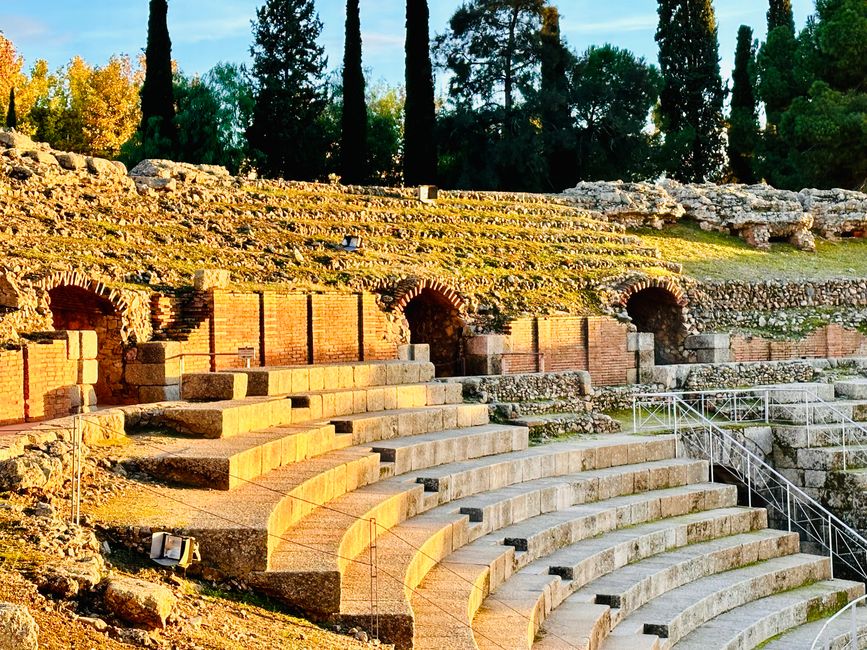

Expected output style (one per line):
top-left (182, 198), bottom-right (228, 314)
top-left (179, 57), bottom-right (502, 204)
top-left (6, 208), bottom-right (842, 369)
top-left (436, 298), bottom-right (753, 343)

top-left (247, 0), bottom-right (328, 180)
top-left (404, 0), bottom-right (437, 185)
top-left (341, 0), bottom-right (367, 184)
top-left (656, 0), bottom-right (726, 182)
top-left (139, 0), bottom-right (176, 155)
top-left (727, 25), bottom-right (759, 184)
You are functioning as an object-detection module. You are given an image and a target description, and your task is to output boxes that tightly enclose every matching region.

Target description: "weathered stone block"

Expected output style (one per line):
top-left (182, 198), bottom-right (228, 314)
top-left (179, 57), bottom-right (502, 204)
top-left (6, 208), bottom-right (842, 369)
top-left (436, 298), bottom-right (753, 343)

top-left (138, 385), bottom-right (180, 404)
top-left (182, 373), bottom-right (248, 402)
top-left (136, 341), bottom-right (181, 365)
top-left (0, 602), bottom-right (38, 650)
top-left (193, 269), bottom-right (230, 291)
top-left (125, 360), bottom-right (181, 387)
top-left (684, 333), bottom-right (730, 350)
top-left (78, 359), bottom-right (98, 385)
top-left (79, 330), bottom-right (98, 360)
top-left (397, 344), bottom-right (431, 362)
top-left (694, 348), bottom-right (731, 364)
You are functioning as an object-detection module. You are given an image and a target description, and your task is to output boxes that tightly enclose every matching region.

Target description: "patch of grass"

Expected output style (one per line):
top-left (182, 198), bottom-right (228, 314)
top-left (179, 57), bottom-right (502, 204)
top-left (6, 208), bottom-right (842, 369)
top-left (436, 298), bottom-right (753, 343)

top-left (638, 222), bottom-right (867, 281)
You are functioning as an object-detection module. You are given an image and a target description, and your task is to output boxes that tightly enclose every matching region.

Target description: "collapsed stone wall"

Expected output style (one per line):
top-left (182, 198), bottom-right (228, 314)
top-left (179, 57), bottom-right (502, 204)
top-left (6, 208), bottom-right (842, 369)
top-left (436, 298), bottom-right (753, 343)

top-left (562, 180), bottom-right (867, 251)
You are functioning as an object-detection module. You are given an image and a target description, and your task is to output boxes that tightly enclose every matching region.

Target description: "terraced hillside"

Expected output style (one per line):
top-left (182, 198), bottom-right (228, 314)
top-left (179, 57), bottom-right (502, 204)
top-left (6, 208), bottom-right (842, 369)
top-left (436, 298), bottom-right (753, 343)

top-left (1, 143), bottom-right (676, 318)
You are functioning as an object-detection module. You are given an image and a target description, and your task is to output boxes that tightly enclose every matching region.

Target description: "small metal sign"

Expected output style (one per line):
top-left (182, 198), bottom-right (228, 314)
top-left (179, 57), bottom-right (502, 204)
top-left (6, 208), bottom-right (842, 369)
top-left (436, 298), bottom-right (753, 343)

top-left (238, 346), bottom-right (256, 368)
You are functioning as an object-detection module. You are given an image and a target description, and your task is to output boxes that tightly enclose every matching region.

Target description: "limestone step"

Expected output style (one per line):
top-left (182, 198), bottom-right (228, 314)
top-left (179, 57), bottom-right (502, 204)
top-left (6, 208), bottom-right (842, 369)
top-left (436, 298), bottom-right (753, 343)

top-left (603, 553), bottom-right (832, 648)
top-left (137, 422), bottom-right (351, 489)
top-left (340, 480), bottom-right (732, 648)
top-left (474, 510), bottom-right (786, 650)
top-left (676, 579), bottom-right (865, 650)
top-left (331, 404), bottom-right (491, 445)
top-left (228, 360), bottom-right (436, 397)
top-left (836, 378), bottom-right (867, 401)
top-left (533, 601), bottom-right (616, 650)
top-left (772, 422), bottom-right (867, 450)
top-left (414, 501), bottom-right (766, 650)
top-left (253, 436), bottom-right (679, 619)
top-left (770, 400), bottom-right (867, 425)
top-left (793, 445), bottom-right (867, 471)
top-left (761, 382), bottom-right (836, 404)
top-left (288, 382), bottom-right (464, 422)
top-left (370, 423), bottom-right (529, 476)
top-left (160, 395), bottom-right (294, 438)
top-left (760, 588), bottom-right (867, 650)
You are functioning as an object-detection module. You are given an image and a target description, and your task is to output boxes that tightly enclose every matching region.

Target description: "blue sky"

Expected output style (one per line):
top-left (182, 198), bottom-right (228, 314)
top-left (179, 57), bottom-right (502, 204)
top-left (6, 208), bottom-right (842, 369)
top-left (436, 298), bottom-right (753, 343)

top-left (2, 1), bottom-right (815, 89)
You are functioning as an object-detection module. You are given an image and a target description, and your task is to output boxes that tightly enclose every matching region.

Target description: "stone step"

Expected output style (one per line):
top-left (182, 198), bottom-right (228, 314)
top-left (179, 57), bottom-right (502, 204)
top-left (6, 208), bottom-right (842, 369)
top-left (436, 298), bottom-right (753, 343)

top-left (289, 382), bottom-right (464, 422)
top-left (331, 404), bottom-right (491, 445)
top-left (770, 400), bottom-right (867, 425)
top-left (475, 508), bottom-right (785, 650)
top-left (227, 360), bottom-right (436, 397)
top-left (794, 445), bottom-right (867, 472)
top-left (604, 553), bottom-right (832, 648)
top-left (772, 422), bottom-right (867, 450)
top-left (760, 586), bottom-right (867, 650)
top-left (472, 509), bottom-right (774, 650)
top-left (761, 382), bottom-right (836, 404)
top-left (252, 436), bottom-right (679, 619)
top-left (414, 502), bottom-right (765, 650)
top-left (533, 601), bottom-right (616, 650)
top-left (578, 529), bottom-right (800, 626)
top-left (160, 395), bottom-right (295, 438)
top-left (341, 482), bottom-right (733, 648)
top-left (836, 378), bottom-right (867, 401)
top-left (371, 423), bottom-right (529, 476)
top-left (137, 422), bottom-right (350, 489)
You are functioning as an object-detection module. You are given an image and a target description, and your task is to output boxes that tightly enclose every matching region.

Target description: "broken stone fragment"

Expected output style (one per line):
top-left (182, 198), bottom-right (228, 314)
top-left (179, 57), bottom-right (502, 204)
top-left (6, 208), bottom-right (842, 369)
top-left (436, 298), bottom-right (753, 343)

top-left (104, 576), bottom-right (176, 630)
top-left (0, 602), bottom-right (38, 650)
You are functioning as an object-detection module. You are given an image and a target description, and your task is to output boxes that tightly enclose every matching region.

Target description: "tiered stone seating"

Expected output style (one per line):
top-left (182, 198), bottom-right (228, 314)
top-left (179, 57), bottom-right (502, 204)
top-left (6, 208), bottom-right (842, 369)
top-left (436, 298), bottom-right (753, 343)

top-left (101, 363), bottom-right (867, 650)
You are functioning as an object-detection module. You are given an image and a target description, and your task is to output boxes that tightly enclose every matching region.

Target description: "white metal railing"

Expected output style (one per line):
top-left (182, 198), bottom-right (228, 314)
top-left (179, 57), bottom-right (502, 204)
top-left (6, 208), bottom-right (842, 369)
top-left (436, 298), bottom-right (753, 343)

top-left (633, 386), bottom-right (867, 472)
top-left (632, 392), bottom-right (867, 584)
top-left (811, 593), bottom-right (867, 650)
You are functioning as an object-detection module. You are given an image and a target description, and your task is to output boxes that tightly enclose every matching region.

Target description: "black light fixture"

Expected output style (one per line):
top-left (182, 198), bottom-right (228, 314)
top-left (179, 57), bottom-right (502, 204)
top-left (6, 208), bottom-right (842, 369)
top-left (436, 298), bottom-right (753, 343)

top-left (340, 235), bottom-right (363, 252)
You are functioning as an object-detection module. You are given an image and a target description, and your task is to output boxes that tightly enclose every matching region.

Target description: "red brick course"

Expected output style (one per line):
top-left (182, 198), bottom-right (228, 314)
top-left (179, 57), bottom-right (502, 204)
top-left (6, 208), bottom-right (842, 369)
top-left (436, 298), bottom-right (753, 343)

top-left (732, 324), bottom-right (867, 362)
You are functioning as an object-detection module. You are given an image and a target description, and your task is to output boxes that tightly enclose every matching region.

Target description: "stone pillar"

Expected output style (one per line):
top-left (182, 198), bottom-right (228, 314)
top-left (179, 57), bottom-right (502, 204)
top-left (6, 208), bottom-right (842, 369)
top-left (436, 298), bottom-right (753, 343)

top-left (628, 332), bottom-right (656, 383)
top-left (464, 335), bottom-right (506, 375)
top-left (125, 341), bottom-right (181, 403)
top-left (684, 333), bottom-right (731, 364)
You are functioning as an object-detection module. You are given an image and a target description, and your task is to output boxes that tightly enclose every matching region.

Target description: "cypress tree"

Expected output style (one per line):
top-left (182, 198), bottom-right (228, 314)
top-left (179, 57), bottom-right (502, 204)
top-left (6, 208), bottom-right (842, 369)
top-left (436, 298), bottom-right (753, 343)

top-left (5, 88), bottom-right (16, 129)
top-left (404, 0), bottom-right (437, 186)
top-left (247, 0), bottom-right (328, 180)
top-left (539, 7), bottom-right (574, 191)
top-left (341, 0), bottom-right (367, 185)
top-left (727, 25), bottom-right (759, 184)
top-left (140, 0), bottom-right (177, 152)
top-left (767, 0), bottom-right (795, 33)
top-left (656, 0), bottom-right (725, 182)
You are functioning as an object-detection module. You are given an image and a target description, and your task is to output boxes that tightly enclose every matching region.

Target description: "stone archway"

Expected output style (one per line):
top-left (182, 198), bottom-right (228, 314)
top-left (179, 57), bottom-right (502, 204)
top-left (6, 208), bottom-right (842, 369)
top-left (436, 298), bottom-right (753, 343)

top-left (391, 280), bottom-right (467, 378)
top-left (47, 284), bottom-right (126, 404)
top-left (618, 279), bottom-right (689, 365)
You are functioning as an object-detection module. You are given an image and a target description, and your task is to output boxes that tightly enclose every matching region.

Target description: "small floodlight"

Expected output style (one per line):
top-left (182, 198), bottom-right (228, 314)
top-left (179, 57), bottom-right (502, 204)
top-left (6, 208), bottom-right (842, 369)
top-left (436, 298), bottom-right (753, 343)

top-left (340, 235), bottom-right (363, 252)
top-left (150, 532), bottom-right (200, 570)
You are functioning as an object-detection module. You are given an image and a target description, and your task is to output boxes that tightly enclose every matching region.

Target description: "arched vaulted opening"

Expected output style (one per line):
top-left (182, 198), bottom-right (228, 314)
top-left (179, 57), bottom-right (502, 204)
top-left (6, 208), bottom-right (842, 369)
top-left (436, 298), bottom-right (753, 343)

top-left (401, 288), bottom-right (465, 378)
top-left (48, 285), bottom-right (125, 404)
top-left (625, 287), bottom-right (687, 365)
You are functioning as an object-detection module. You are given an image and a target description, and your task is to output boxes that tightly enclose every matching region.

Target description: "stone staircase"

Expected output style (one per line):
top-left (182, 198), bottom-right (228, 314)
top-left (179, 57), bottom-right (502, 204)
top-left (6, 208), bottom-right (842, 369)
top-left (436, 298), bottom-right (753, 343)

top-left (98, 360), bottom-right (867, 650)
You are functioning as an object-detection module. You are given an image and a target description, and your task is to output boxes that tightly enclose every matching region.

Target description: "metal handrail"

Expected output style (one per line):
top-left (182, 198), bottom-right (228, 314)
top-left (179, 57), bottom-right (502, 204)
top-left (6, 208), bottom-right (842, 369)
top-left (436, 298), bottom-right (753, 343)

top-left (811, 593), bottom-right (867, 650)
top-left (633, 385), bottom-right (867, 472)
top-left (633, 392), bottom-right (867, 583)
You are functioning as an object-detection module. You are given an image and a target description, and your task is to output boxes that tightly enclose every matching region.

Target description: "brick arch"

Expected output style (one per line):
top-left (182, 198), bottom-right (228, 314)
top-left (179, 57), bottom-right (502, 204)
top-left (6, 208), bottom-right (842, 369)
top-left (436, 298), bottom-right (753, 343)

top-left (386, 279), bottom-right (467, 377)
top-left (615, 278), bottom-right (688, 309)
top-left (40, 272), bottom-right (133, 335)
top-left (389, 278), bottom-right (467, 315)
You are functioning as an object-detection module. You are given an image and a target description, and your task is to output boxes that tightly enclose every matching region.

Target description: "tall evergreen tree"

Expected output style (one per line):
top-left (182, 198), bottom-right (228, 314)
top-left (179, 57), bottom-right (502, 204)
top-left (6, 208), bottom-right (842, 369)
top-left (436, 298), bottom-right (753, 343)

top-left (656, 0), bottom-right (725, 182)
top-left (341, 0), bottom-right (367, 184)
top-left (767, 0), bottom-right (795, 33)
top-left (247, 0), bottom-right (328, 180)
top-left (404, 0), bottom-right (437, 185)
top-left (727, 25), bottom-right (759, 183)
top-left (539, 7), bottom-right (574, 191)
top-left (140, 0), bottom-right (176, 153)
top-left (5, 87), bottom-right (15, 129)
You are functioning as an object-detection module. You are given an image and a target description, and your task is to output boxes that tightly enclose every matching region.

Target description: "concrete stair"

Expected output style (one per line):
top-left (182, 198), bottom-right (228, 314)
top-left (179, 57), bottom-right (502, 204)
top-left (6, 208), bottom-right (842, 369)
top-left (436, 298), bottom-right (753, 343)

top-left (331, 404), bottom-right (490, 445)
top-left (769, 400), bottom-right (867, 425)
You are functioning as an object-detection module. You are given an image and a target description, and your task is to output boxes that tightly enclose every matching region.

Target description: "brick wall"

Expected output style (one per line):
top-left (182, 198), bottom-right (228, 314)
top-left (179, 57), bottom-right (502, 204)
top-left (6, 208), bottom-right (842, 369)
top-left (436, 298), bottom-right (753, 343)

top-left (152, 289), bottom-right (401, 373)
top-left (732, 324), bottom-right (867, 362)
top-left (0, 348), bottom-right (24, 424)
top-left (503, 315), bottom-right (637, 386)
top-left (0, 332), bottom-right (98, 425)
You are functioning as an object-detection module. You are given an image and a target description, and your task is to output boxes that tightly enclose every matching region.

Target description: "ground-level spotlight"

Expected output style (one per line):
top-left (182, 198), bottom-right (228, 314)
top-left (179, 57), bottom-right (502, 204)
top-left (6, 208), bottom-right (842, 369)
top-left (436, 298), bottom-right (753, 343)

top-left (150, 532), bottom-right (200, 570)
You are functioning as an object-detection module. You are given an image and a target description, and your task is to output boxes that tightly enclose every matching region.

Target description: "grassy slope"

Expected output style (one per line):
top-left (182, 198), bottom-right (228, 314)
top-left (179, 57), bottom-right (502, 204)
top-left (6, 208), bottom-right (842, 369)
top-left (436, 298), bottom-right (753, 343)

top-left (639, 222), bottom-right (867, 281)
